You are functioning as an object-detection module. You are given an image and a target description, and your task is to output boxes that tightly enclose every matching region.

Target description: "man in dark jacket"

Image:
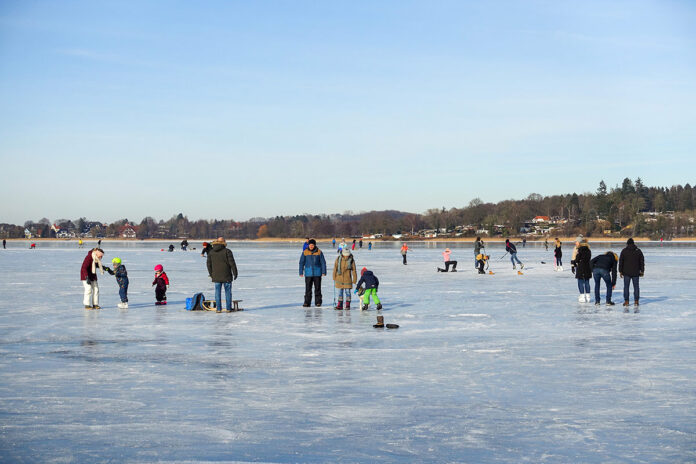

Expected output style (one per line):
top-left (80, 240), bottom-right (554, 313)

top-left (591, 251), bottom-right (618, 306)
top-left (200, 242), bottom-right (212, 257)
top-left (299, 239), bottom-right (326, 307)
top-left (206, 237), bottom-right (238, 312)
top-left (619, 238), bottom-right (644, 310)
top-left (505, 239), bottom-right (523, 269)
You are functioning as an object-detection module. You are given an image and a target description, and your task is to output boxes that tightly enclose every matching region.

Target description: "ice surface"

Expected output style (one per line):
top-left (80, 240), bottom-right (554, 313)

top-left (0, 240), bottom-right (694, 463)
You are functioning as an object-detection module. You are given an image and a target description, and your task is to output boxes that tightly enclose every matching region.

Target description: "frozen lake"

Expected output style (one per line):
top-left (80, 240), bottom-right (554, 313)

top-left (0, 240), bottom-right (694, 463)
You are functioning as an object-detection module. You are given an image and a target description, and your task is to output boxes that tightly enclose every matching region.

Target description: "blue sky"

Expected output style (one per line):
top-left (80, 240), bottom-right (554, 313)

top-left (1, 0), bottom-right (695, 224)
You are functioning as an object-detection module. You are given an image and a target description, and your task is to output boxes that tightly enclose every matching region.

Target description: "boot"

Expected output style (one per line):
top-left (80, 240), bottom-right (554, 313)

top-left (584, 294), bottom-right (591, 303)
top-left (335, 301), bottom-right (343, 310)
top-left (578, 294), bottom-right (585, 303)
top-left (520, 263), bottom-right (524, 270)
top-left (376, 303), bottom-right (382, 310)
top-left (595, 301), bottom-right (600, 306)
top-left (84, 305), bottom-right (93, 310)
top-left (513, 265), bottom-right (516, 270)
top-left (92, 305), bottom-right (101, 309)
top-left (634, 299), bottom-right (639, 307)
top-left (606, 301), bottom-right (615, 306)
top-left (345, 301), bottom-right (350, 310)
top-left (362, 304), bottom-right (368, 310)
top-left (634, 300), bottom-right (639, 313)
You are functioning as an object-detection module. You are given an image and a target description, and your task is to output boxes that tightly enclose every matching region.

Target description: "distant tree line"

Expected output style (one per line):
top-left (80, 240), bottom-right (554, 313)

top-left (3, 178), bottom-right (695, 240)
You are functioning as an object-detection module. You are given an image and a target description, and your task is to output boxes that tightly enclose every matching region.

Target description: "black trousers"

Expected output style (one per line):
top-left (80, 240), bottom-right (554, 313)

top-left (304, 276), bottom-right (322, 305)
top-left (402, 253), bottom-right (407, 264)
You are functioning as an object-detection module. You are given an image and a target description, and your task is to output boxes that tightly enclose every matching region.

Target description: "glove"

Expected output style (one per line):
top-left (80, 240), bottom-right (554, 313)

top-left (354, 289), bottom-right (358, 294)
top-left (571, 267), bottom-right (575, 274)
top-left (639, 271), bottom-right (644, 277)
top-left (233, 275), bottom-right (237, 281)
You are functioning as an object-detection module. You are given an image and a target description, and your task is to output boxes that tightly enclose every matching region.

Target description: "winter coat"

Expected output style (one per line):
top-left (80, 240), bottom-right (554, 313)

top-left (201, 243), bottom-right (213, 256)
top-left (152, 272), bottom-right (169, 291)
top-left (571, 244), bottom-right (592, 280)
top-left (400, 245), bottom-right (408, 256)
top-left (356, 270), bottom-right (379, 290)
top-left (114, 264), bottom-right (128, 286)
top-left (619, 244), bottom-right (645, 277)
top-left (443, 251), bottom-right (451, 262)
top-left (80, 251), bottom-right (98, 281)
top-left (333, 255), bottom-right (357, 289)
top-left (505, 242), bottom-right (517, 254)
top-left (299, 247), bottom-right (327, 277)
top-left (591, 252), bottom-right (617, 286)
top-left (474, 240), bottom-right (484, 254)
top-left (207, 242), bottom-right (238, 283)
top-left (554, 244), bottom-right (562, 258)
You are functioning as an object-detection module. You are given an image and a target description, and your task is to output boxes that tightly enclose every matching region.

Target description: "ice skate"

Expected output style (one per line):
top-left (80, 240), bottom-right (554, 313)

top-left (376, 303), bottom-right (382, 310)
top-left (362, 304), bottom-right (368, 311)
top-left (578, 294), bottom-right (585, 303)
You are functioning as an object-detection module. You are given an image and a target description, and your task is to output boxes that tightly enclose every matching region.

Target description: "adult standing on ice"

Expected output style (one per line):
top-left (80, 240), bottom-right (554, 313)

top-left (400, 243), bottom-right (409, 265)
top-left (80, 247), bottom-right (105, 309)
top-left (554, 238), bottom-right (563, 271)
top-left (2, 239), bottom-right (5, 249)
top-left (571, 237), bottom-right (592, 302)
top-left (207, 237), bottom-right (238, 312)
top-left (505, 239), bottom-right (523, 269)
top-left (300, 239), bottom-right (326, 307)
top-left (332, 247), bottom-right (357, 309)
top-left (619, 238), bottom-right (644, 311)
top-left (474, 237), bottom-right (485, 267)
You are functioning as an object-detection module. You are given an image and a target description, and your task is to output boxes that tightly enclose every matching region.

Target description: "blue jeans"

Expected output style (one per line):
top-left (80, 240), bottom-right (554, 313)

top-left (577, 278), bottom-right (590, 294)
top-left (593, 268), bottom-right (612, 303)
top-left (623, 276), bottom-right (640, 302)
top-left (337, 288), bottom-right (351, 302)
top-left (510, 252), bottom-right (522, 266)
top-left (215, 281), bottom-right (232, 311)
top-left (118, 280), bottom-right (129, 303)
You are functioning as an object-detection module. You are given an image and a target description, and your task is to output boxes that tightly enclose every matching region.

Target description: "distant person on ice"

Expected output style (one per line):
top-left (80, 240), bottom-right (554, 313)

top-left (299, 239), bottom-right (326, 307)
top-left (505, 239), bottom-right (523, 269)
top-left (400, 243), bottom-right (409, 265)
top-left (207, 237), bottom-right (238, 312)
top-left (332, 238), bottom-right (336, 248)
top-left (168, 244), bottom-right (175, 252)
top-left (571, 237), bottom-right (592, 303)
top-left (356, 267), bottom-right (382, 311)
top-left (474, 237), bottom-right (485, 268)
top-left (554, 238), bottom-right (563, 271)
top-left (332, 246), bottom-right (357, 309)
top-left (590, 251), bottom-right (617, 306)
top-left (80, 247), bottom-right (105, 309)
top-left (200, 241), bottom-right (212, 257)
top-left (105, 257), bottom-right (129, 309)
top-left (619, 238), bottom-right (645, 311)
top-left (368, 241), bottom-right (372, 251)
top-left (351, 239), bottom-right (356, 251)
top-left (152, 264), bottom-right (169, 305)
top-left (2, 239), bottom-right (5, 249)
top-left (180, 239), bottom-right (188, 251)
top-left (437, 248), bottom-right (457, 272)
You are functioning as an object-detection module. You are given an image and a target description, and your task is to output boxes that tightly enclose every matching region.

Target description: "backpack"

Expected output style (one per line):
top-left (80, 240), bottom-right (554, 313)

top-left (186, 292), bottom-right (205, 311)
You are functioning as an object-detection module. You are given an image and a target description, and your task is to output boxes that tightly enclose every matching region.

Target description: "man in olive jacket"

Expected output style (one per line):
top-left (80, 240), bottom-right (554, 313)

top-left (207, 237), bottom-right (238, 312)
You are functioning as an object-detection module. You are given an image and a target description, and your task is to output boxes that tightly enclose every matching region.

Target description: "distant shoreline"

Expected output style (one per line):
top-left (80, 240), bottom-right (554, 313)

top-left (6, 237), bottom-right (695, 243)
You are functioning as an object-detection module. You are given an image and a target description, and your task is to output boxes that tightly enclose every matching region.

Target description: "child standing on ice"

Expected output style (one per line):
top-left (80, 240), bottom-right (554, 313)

top-left (106, 257), bottom-right (129, 308)
top-left (356, 267), bottom-right (382, 310)
top-left (554, 238), bottom-right (563, 271)
top-left (152, 264), bottom-right (169, 305)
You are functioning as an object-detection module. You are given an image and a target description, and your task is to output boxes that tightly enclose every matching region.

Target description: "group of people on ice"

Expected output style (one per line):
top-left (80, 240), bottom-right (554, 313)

top-left (80, 248), bottom-right (169, 310)
top-left (300, 239), bottom-right (381, 310)
top-left (570, 237), bottom-right (644, 311)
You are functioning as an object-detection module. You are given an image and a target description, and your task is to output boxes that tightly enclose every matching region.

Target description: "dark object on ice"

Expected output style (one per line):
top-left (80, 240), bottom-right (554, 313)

top-left (386, 324), bottom-right (399, 329)
top-left (229, 300), bottom-right (243, 312)
top-left (540, 261), bottom-right (546, 264)
top-left (373, 315), bottom-right (384, 328)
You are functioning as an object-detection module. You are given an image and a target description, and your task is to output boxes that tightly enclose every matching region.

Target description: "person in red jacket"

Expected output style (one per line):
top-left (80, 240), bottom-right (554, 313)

top-left (152, 264), bottom-right (170, 305)
top-left (80, 248), bottom-right (105, 309)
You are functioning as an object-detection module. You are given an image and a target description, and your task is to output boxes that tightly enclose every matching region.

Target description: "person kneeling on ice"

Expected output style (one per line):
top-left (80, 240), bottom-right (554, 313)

top-left (505, 239), bottom-right (523, 270)
top-left (207, 237), bottom-right (238, 312)
top-left (355, 267), bottom-right (382, 311)
top-left (152, 264), bottom-right (169, 305)
top-left (437, 248), bottom-right (457, 272)
top-left (571, 237), bottom-right (592, 302)
top-left (104, 257), bottom-right (129, 308)
top-left (476, 253), bottom-right (490, 274)
top-left (332, 247), bottom-right (357, 309)
top-left (590, 251), bottom-right (617, 306)
top-left (80, 247), bottom-right (105, 309)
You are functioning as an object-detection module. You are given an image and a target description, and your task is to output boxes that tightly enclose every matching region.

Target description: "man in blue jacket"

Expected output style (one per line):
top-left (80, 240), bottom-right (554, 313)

top-left (299, 239), bottom-right (327, 307)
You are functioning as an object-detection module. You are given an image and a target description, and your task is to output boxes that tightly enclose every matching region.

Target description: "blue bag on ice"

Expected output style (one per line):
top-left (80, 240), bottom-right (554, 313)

top-left (186, 293), bottom-right (205, 311)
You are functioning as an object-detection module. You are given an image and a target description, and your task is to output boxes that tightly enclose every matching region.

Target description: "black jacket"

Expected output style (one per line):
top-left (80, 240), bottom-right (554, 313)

top-left (356, 270), bottom-right (379, 290)
top-left (207, 243), bottom-right (238, 283)
top-left (554, 246), bottom-right (562, 258)
top-left (505, 242), bottom-right (517, 254)
top-left (619, 244), bottom-right (645, 277)
top-left (571, 244), bottom-right (592, 280)
top-left (591, 252), bottom-right (617, 286)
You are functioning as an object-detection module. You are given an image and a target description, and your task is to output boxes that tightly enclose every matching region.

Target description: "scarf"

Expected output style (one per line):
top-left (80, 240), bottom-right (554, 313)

top-left (91, 250), bottom-right (104, 275)
top-left (336, 255), bottom-right (353, 276)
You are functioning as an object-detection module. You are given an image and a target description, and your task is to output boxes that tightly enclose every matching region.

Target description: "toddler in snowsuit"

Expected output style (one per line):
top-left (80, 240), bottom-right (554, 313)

top-left (105, 257), bottom-right (129, 308)
top-left (152, 264), bottom-right (169, 305)
top-left (476, 253), bottom-right (490, 274)
top-left (355, 267), bottom-right (382, 310)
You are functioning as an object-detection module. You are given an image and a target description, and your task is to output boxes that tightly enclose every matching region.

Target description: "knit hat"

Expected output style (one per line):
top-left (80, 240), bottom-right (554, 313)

top-left (575, 235), bottom-right (583, 243)
top-left (308, 239), bottom-right (316, 246)
top-left (154, 264), bottom-right (163, 272)
top-left (342, 247), bottom-right (351, 256)
top-left (627, 238), bottom-right (634, 245)
top-left (361, 267), bottom-right (367, 275)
